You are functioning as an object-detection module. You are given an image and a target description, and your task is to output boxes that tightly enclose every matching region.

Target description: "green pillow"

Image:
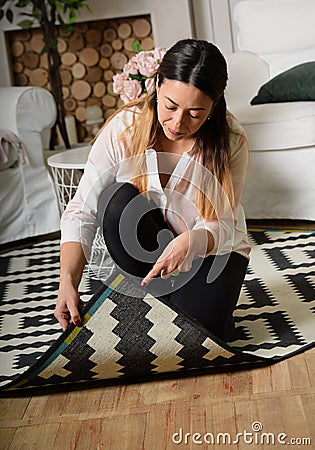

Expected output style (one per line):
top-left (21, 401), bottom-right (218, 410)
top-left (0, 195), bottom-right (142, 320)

top-left (250, 61), bottom-right (315, 105)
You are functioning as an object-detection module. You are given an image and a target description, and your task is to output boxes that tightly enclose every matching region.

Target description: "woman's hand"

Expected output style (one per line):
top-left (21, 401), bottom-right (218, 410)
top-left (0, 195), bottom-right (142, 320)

top-left (55, 242), bottom-right (87, 330)
top-left (141, 229), bottom-right (212, 287)
top-left (54, 281), bottom-right (83, 331)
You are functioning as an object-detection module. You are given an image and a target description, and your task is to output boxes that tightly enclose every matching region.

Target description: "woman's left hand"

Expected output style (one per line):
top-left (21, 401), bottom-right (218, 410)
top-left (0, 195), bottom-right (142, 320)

top-left (141, 229), bottom-right (210, 287)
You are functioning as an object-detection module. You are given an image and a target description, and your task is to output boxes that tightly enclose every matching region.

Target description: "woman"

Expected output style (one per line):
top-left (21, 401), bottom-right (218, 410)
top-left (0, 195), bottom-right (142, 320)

top-left (55, 39), bottom-right (250, 339)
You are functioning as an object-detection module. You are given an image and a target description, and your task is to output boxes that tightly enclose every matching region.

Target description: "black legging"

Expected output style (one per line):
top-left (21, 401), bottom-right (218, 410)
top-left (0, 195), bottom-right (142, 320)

top-left (97, 182), bottom-right (249, 339)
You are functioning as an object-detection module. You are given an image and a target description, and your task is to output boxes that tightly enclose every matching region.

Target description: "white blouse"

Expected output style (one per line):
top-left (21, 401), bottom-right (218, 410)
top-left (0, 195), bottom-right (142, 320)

top-left (60, 107), bottom-right (251, 259)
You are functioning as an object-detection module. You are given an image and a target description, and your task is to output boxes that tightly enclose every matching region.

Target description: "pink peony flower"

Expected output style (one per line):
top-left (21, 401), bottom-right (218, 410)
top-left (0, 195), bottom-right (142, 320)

top-left (145, 77), bottom-right (156, 94)
top-left (123, 57), bottom-right (139, 76)
top-left (112, 72), bottom-right (128, 94)
top-left (113, 46), bottom-right (167, 104)
top-left (135, 51), bottom-right (158, 78)
top-left (120, 79), bottom-right (143, 104)
top-left (153, 47), bottom-right (167, 63)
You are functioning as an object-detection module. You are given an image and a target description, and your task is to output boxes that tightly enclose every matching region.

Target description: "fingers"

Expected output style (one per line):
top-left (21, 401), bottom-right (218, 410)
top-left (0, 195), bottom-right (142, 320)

top-left (68, 304), bottom-right (82, 328)
top-left (54, 292), bottom-right (83, 330)
top-left (177, 260), bottom-right (192, 273)
top-left (59, 313), bottom-right (70, 332)
top-left (141, 232), bottom-right (194, 288)
top-left (161, 268), bottom-right (179, 278)
top-left (141, 263), bottom-right (163, 287)
top-left (55, 307), bottom-right (82, 330)
top-left (54, 308), bottom-right (70, 331)
top-left (161, 268), bottom-right (171, 279)
top-left (141, 263), bottom-right (184, 287)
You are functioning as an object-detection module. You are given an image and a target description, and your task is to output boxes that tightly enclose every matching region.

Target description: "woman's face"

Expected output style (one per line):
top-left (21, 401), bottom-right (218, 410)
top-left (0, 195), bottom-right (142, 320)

top-left (156, 79), bottom-right (214, 143)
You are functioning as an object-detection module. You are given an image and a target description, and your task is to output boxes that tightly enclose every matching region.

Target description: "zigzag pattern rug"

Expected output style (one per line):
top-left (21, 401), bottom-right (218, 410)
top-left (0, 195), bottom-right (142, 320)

top-left (0, 229), bottom-right (314, 392)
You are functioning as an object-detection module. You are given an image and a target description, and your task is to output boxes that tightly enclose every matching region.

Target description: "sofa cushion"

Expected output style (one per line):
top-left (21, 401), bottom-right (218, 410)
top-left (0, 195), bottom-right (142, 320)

top-left (251, 62), bottom-right (315, 105)
top-left (234, 0), bottom-right (315, 77)
top-left (230, 102), bottom-right (315, 151)
top-left (235, 0), bottom-right (315, 54)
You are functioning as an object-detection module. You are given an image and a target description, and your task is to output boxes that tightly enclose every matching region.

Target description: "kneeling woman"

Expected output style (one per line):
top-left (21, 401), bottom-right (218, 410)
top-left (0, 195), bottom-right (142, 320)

top-left (54, 39), bottom-right (250, 339)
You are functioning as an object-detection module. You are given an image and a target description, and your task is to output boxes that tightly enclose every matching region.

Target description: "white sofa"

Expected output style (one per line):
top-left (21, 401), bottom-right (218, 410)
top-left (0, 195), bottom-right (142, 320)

top-left (225, 0), bottom-right (315, 220)
top-left (0, 86), bottom-right (60, 244)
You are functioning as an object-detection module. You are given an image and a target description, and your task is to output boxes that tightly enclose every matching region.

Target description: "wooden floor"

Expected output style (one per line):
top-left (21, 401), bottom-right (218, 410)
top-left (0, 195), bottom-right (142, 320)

top-left (1, 220), bottom-right (314, 449)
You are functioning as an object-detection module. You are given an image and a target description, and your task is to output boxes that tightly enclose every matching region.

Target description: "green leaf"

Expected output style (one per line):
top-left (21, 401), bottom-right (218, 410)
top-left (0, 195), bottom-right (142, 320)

top-left (17, 19), bottom-right (33, 29)
top-left (129, 73), bottom-right (147, 84)
top-left (6, 8), bottom-right (13, 23)
top-left (63, 24), bottom-right (74, 34)
top-left (132, 39), bottom-right (143, 54)
top-left (67, 9), bottom-right (76, 24)
top-left (55, 1), bottom-right (63, 10)
top-left (32, 6), bottom-right (42, 20)
top-left (0, 0), bottom-right (6, 8)
top-left (67, 15), bottom-right (76, 24)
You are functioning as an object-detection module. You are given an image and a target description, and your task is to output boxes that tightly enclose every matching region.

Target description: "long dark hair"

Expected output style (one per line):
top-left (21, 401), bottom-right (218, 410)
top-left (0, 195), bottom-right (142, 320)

top-left (156, 39), bottom-right (233, 218)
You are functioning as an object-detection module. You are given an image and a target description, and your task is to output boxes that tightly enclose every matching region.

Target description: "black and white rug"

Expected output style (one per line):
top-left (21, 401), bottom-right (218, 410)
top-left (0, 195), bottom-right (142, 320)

top-left (0, 229), bottom-right (314, 391)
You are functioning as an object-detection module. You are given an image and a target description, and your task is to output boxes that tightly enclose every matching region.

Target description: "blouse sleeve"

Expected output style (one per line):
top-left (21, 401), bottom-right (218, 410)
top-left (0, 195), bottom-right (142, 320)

top-left (192, 115), bottom-right (249, 255)
top-left (60, 111), bottom-right (132, 252)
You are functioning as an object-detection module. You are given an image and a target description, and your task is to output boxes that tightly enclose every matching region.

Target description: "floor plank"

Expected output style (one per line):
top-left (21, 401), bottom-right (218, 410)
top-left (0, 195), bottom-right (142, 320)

top-left (305, 348), bottom-right (315, 388)
top-left (52, 421), bottom-right (81, 450)
top-left (43, 392), bottom-right (67, 418)
top-left (300, 393), bottom-right (315, 442)
top-left (24, 395), bottom-right (49, 419)
top-left (270, 360), bottom-right (292, 392)
top-left (99, 412), bottom-right (147, 450)
top-left (9, 423), bottom-right (60, 450)
top-left (0, 397), bottom-right (30, 421)
top-left (74, 418), bottom-right (102, 450)
top-left (288, 353), bottom-right (312, 389)
top-left (98, 384), bottom-right (122, 412)
top-left (234, 399), bottom-right (260, 435)
top-left (0, 428), bottom-right (16, 450)
top-left (251, 365), bottom-right (272, 394)
top-left (144, 404), bottom-right (172, 449)
top-left (212, 402), bottom-right (237, 450)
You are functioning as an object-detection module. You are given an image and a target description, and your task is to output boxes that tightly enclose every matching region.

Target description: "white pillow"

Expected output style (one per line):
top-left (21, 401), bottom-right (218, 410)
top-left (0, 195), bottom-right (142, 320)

top-left (235, 0), bottom-right (315, 54)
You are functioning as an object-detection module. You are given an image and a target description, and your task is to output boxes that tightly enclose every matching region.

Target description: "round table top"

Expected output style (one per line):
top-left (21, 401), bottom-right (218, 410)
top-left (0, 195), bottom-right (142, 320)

top-left (47, 145), bottom-right (91, 169)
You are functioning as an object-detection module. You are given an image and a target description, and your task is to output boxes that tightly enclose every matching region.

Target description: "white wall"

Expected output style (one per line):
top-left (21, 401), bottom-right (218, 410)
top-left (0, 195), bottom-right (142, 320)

top-left (191, 0), bottom-right (243, 54)
top-left (0, 0), bottom-right (194, 86)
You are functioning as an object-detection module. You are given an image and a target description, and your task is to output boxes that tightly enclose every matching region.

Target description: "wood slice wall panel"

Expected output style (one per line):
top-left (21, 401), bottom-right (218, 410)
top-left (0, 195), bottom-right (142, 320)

top-left (6, 15), bottom-right (153, 144)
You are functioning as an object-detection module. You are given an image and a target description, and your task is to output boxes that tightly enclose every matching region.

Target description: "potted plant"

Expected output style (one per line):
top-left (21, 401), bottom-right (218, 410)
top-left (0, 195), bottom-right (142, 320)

top-left (0, 0), bottom-right (90, 149)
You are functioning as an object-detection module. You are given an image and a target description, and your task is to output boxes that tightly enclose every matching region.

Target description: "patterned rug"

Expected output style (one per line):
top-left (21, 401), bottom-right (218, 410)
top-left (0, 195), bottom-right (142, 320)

top-left (0, 229), bottom-right (314, 392)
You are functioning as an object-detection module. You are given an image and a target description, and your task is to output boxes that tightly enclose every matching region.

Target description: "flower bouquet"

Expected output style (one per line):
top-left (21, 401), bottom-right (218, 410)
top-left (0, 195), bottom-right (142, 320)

top-left (113, 40), bottom-right (166, 104)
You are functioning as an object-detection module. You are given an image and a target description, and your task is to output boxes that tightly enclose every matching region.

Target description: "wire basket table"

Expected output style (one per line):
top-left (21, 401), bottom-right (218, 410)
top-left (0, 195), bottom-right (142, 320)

top-left (47, 146), bottom-right (91, 213)
top-left (47, 146), bottom-right (115, 280)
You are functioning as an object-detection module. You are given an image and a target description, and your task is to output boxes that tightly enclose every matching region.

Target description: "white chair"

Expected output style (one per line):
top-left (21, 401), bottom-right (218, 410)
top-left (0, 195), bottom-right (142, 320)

top-left (0, 86), bottom-right (60, 244)
top-left (225, 0), bottom-right (315, 220)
